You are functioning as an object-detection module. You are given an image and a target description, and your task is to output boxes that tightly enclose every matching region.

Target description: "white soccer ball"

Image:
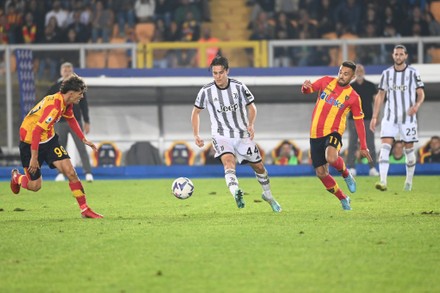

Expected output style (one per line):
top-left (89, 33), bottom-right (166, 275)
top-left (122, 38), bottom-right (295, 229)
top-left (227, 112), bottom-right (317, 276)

top-left (171, 177), bottom-right (194, 199)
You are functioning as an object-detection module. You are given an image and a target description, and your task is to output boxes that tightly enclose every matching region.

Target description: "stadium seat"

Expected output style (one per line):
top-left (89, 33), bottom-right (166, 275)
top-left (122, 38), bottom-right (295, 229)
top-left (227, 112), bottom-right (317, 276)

top-left (93, 141), bottom-right (121, 167)
top-left (126, 141), bottom-right (162, 165)
top-left (135, 23), bottom-right (155, 43)
top-left (86, 51), bottom-right (106, 68)
top-left (164, 141), bottom-right (195, 166)
top-left (271, 140), bottom-right (302, 165)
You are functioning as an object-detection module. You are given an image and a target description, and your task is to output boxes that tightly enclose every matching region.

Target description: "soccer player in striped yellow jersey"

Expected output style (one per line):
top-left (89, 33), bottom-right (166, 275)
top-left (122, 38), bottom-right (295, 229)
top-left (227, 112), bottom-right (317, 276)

top-left (301, 61), bottom-right (372, 210)
top-left (10, 75), bottom-right (103, 218)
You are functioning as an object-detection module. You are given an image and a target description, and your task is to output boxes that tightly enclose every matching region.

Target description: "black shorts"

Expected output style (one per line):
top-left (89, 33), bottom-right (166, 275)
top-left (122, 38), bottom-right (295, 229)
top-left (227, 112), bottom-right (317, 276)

top-left (19, 134), bottom-right (70, 180)
top-left (310, 132), bottom-right (342, 168)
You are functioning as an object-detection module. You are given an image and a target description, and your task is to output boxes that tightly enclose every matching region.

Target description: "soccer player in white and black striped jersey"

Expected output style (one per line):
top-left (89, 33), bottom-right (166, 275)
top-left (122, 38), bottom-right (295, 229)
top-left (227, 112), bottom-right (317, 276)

top-left (370, 44), bottom-right (425, 191)
top-left (191, 56), bottom-right (281, 212)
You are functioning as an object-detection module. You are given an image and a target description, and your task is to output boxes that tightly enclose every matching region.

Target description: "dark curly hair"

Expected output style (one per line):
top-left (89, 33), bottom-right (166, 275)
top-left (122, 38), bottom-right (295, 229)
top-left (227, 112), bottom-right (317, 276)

top-left (210, 55), bottom-right (229, 70)
top-left (60, 75), bottom-right (87, 94)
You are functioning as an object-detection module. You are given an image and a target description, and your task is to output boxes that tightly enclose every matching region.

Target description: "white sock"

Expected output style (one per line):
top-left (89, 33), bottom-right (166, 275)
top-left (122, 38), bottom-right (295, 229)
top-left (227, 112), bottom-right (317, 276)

top-left (405, 147), bottom-right (416, 184)
top-left (379, 143), bottom-right (392, 185)
top-left (255, 169), bottom-right (273, 200)
top-left (225, 169), bottom-right (239, 196)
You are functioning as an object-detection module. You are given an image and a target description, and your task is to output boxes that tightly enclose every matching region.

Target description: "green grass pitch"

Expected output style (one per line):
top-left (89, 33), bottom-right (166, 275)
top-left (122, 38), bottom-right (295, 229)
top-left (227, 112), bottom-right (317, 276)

top-left (1, 175), bottom-right (439, 293)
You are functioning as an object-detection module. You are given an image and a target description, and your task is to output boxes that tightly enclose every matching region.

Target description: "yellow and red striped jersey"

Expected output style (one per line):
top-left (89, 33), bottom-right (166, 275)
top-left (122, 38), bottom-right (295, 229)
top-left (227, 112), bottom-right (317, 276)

top-left (19, 92), bottom-right (74, 144)
top-left (306, 76), bottom-right (364, 138)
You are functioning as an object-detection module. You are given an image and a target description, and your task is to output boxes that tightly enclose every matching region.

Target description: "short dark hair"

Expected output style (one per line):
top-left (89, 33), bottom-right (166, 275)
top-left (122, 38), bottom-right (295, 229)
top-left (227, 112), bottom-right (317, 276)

top-left (60, 75), bottom-right (87, 94)
top-left (210, 55), bottom-right (229, 70)
top-left (394, 44), bottom-right (408, 54)
top-left (342, 60), bottom-right (356, 72)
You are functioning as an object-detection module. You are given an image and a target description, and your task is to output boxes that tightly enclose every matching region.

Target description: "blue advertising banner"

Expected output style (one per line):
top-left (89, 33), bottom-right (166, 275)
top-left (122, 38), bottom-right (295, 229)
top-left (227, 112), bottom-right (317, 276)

top-left (15, 49), bottom-right (36, 120)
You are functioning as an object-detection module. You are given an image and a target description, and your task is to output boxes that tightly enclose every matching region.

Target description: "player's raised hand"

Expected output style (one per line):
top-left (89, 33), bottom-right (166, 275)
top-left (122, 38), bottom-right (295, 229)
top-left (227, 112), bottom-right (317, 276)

top-left (302, 80), bottom-right (312, 90)
top-left (360, 149), bottom-right (373, 163)
top-left (83, 139), bottom-right (97, 152)
top-left (194, 135), bottom-right (204, 148)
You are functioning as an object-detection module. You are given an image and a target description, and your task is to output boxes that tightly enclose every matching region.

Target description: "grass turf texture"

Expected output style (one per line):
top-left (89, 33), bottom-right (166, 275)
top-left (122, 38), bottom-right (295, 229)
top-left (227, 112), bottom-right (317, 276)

top-left (1, 176), bottom-right (439, 293)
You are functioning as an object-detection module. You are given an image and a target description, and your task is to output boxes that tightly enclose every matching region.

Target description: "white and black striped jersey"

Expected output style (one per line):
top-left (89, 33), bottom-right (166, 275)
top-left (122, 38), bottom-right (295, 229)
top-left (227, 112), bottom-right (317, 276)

top-left (195, 78), bottom-right (255, 138)
top-left (378, 65), bottom-right (424, 124)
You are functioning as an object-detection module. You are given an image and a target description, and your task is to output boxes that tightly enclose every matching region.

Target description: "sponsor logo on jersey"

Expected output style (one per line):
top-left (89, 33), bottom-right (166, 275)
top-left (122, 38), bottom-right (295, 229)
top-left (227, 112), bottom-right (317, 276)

top-left (217, 103), bottom-right (239, 113)
top-left (391, 84), bottom-right (408, 91)
top-left (320, 92), bottom-right (345, 109)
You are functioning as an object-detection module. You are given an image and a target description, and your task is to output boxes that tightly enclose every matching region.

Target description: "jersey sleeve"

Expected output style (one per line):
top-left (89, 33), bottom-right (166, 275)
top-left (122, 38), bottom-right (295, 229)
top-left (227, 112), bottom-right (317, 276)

top-left (241, 83), bottom-right (255, 105)
top-left (413, 68), bottom-right (424, 88)
top-left (194, 88), bottom-right (206, 109)
top-left (378, 72), bottom-right (387, 91)
top-left (351, 92), bottom-right (365, 120)
top-left (301, 76), bottom-right (328, 94)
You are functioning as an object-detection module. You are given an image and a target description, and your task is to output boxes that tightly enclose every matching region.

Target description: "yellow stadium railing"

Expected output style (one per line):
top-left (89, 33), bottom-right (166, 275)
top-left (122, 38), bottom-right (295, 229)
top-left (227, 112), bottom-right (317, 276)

top-left (141, 41), bottom-right (268, 68)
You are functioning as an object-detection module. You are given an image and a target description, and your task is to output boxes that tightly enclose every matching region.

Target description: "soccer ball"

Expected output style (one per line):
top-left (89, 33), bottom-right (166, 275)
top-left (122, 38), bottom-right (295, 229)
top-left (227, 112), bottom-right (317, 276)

top-left (171, 177), bottom-right (194, 199)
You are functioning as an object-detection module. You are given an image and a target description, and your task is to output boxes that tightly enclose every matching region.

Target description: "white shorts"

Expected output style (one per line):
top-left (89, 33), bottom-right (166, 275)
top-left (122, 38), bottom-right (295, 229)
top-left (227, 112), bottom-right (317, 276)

top-left (380, 119), bottom-right (419, 143)
top-left (212, 135), bottom-right (262, 164)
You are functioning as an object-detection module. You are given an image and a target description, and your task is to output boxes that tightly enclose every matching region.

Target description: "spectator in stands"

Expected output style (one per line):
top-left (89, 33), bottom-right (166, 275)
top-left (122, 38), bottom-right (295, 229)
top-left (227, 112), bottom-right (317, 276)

top-left (273, 11), bottom-right (295, 67)
top-left (24, 0), bottom-right (45, 41)
top-left (111, 0), bottom-right (135, 37)
top-left (66, 10), bottom-right (90, 43)
top-left (249, 10), bottom-right (274, 38)
top-left (193, 27), bottom-right (220, 67)
top-left (37, 19), bottom-right (61, 81)
top-left (5, 2), bottom-right (21, 44)
top-left (80, 3), bottom-right (92, 27)
top-left (427, 11), bottom-right (440, 36)
top-left (134, 0), bottom-right (155, 23)
top-left (175, 10), bottom-right (200, 67)
top-left (420, 136), bottom-right (440, 163)
top-left (174, 0), bottom-right (201, 25)
top-left (154, 0), bottom-right (175, 26)
top-left (152, 18), bottom-right (171, 68)
top-left (91, 0), bottom-right (114, 43)
top-left (389, 141), bottom-right (406, 164)
top-left (315, 0), bottom-right (336, 38)
top-left (275, 0), bottom-right (299, 19)
top-left (0, 13), bottom-right (7, 44)
top-left (273, 141), bottom-right (300, 165)
top-left (357, 23), bottom-right (381, 65)
top-left (332, 0), bottom-right (361, 35)
top-left (249, 0), bottom-right (275, 28)
top-left (18, 12), bottom-right (37, 44)
top-left (45, 0), bottom-right (68, 29)
top-left (296, 9), bottom-right (318, 38)
top-left (61, 28), bottom-right (80, 66)
top-left (404, 5), bottom-right (429, 36)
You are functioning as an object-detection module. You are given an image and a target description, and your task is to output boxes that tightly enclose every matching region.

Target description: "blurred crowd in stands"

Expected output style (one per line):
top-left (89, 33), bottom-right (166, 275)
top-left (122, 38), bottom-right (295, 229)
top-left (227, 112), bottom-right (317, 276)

top-left (1, 0), bottom-right (440, 70)
top-left (247, 0), bottom-right (440, 66)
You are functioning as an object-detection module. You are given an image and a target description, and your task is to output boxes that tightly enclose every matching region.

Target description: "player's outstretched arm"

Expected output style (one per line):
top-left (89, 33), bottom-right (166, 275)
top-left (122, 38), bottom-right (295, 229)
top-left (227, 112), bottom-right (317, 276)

top-left (191, 107), bottom-right (204, 148)
top-left (83, 138), bottom-right (97, 152)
